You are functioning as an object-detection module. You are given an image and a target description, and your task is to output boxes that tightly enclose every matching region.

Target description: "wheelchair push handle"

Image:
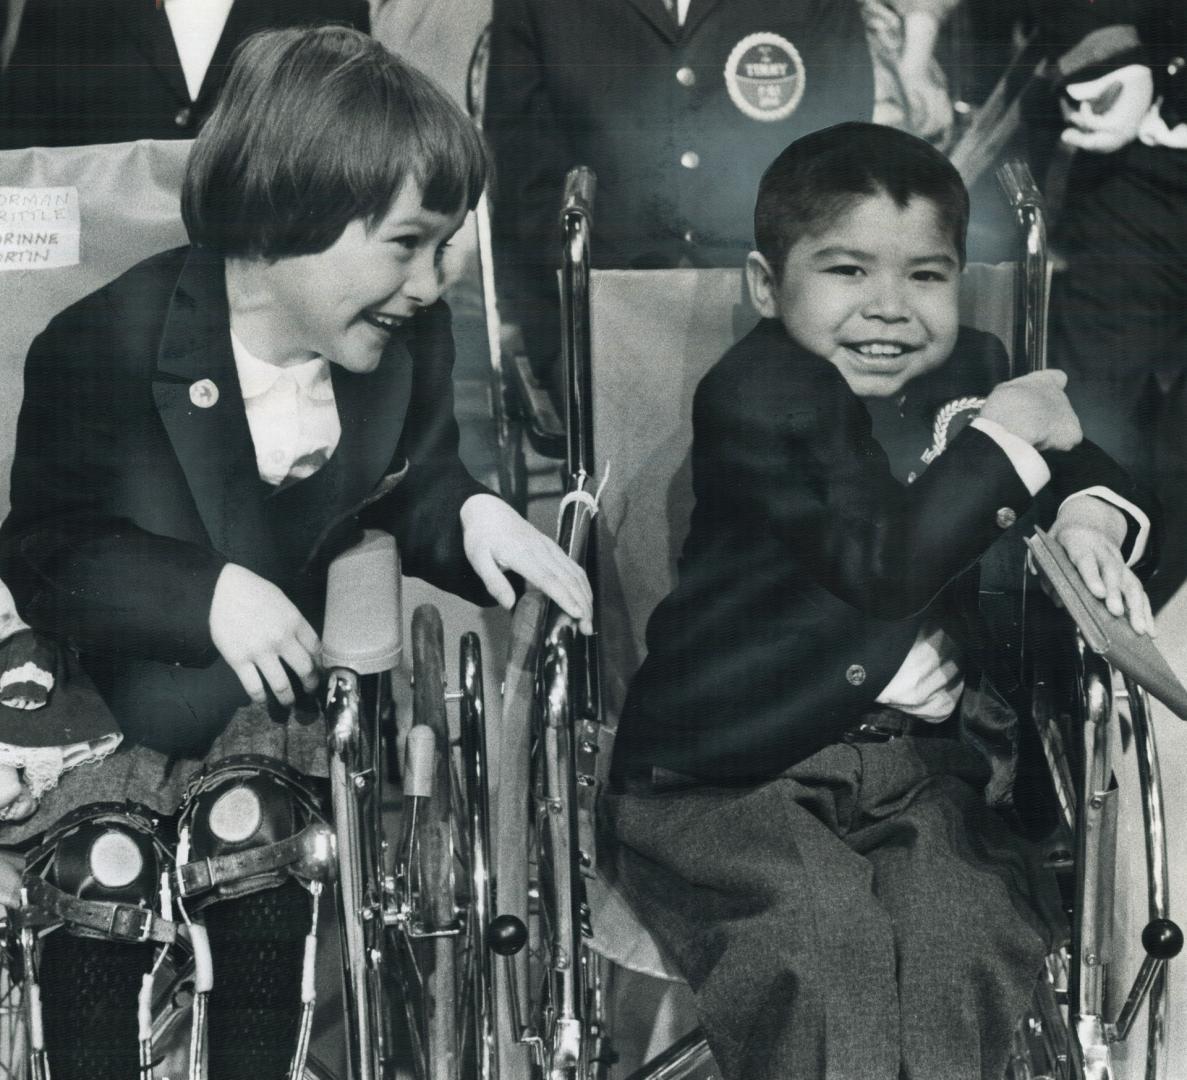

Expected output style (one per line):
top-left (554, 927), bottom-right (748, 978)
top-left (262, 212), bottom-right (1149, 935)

top-left (562, 166), bottom-right (597, 228)
top-left (994, 158), bottom-right (1048, 373)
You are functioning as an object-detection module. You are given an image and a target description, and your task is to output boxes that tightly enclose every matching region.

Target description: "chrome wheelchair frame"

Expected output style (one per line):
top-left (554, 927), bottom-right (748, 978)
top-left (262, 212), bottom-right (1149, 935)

top-left (0, 531), bottom-right (510, 1080)
top-left (494, 163), bottom-right (1183, 1080)
top-left (467, 23), bottom-right (567, 517)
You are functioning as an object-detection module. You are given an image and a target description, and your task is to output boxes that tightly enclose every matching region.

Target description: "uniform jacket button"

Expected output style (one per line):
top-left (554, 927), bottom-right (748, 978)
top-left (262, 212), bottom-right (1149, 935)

top-left (846, 664), bottom-right (866, 686)
top-left (676, 66), bottom-right (696, 87)
top-left (679, 150), bottom-right (700, 169)
top-left (174, 106), bottom-right (193, 128)
top-left (995, 506), bottom-right (1017, 529)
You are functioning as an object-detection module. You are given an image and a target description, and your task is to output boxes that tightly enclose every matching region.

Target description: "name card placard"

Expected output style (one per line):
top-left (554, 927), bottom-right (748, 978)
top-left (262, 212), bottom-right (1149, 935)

top-left (0, 187), bottom-right (81, 271)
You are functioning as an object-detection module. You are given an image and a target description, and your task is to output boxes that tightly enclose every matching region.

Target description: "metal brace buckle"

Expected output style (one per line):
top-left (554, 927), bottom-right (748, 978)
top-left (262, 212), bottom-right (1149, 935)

top-left (111, 903), bottom-right (154, 942)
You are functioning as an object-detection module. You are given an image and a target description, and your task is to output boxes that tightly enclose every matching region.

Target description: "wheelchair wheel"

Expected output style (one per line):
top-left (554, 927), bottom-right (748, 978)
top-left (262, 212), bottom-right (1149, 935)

top-left (401, 605), bottom-right (498, 1080)
top-left (524, 621), bottom-right (598, 1080)
top-left (0, 924), bottom-right (25, 1079)
top-left (328, 662), bottom-right (401, 1080)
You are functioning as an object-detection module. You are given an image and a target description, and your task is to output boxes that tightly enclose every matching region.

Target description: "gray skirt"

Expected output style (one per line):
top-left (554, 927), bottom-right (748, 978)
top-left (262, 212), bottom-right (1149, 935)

top-left (0, 703), bottom-right (328, 846)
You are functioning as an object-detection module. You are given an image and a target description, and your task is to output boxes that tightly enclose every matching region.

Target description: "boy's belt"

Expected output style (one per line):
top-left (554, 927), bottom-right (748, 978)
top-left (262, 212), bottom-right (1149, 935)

top-left (616, 708), bottom-right (961, 794)
top-left (841, 707), bottom-right (959, 744)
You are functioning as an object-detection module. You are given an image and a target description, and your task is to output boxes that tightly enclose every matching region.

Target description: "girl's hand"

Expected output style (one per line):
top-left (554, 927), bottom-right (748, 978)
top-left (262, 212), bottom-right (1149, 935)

top-left (0, 850), bottom-right (22, 909)
top-left (209, 564), bottom-right (322, 705)
top-left (1049, 496), bottom-right (1154, 637)
top-left (460, 494), bottom-right (593, 634)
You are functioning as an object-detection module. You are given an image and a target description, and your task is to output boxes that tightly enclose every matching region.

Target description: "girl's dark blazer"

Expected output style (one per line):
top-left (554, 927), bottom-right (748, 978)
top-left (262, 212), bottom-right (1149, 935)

top-left (0, 0), bottom-right (370, 149)
top-left (0, 245), bottom-right (491, 755)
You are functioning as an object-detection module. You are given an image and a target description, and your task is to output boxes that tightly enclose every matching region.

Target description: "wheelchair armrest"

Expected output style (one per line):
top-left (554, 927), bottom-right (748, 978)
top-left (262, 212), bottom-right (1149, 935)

top-left (322, 530), bottom-right (401, 675)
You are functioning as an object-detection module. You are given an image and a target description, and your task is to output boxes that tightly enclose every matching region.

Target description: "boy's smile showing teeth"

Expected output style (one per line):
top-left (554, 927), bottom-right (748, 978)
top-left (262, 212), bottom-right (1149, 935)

top-left (848, 340), bottom-right (917, 359)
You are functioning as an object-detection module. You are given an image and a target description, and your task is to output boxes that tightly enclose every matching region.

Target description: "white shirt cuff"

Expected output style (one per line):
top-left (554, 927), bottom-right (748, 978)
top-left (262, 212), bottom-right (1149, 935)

top-left (970, 417), bottom-right (1050, 496)
top-left (1060, 487), bottom-right (1151, 566)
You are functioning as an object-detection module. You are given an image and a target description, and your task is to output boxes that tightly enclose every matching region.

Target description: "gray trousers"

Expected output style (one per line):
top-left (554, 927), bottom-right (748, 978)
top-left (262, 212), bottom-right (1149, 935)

top-left (604, 737), bottom-right (1063, 1080)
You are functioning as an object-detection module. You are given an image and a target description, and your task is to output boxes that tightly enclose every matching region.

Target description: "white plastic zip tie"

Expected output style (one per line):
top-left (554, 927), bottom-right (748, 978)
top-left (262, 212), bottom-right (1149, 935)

top-left (556, 461), bottom-right (612, 533)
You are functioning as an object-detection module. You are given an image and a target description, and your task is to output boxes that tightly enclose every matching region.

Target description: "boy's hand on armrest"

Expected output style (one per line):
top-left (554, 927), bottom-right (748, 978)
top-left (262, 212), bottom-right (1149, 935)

top-left (460, 494), bottom-right (593, 635)
top-left (980, 370), bottom-right (1082, 452)
top-left (1049, 496), bottom-right (1155, 636)
top-left (210, 564), bottom-right (322, 706)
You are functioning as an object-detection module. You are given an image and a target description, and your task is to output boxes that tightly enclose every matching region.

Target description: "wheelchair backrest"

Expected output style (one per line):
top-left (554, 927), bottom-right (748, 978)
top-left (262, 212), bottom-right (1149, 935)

top-left (0, 140), bottom-right (192, 518)
top-left (591, 263), bottom-right (1019, 725)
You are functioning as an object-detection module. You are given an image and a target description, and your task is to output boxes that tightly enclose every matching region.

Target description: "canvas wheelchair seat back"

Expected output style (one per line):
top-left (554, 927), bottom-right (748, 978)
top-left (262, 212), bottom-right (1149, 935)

top-left (0, 140), bottom-right (191, 517)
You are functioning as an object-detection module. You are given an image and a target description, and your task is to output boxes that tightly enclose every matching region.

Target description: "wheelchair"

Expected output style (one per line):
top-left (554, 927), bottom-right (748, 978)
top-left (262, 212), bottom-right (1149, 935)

top-left (489, 163), bottom-right (1185, 1079)
top-left (0, 139), bottom-right (514, 1080)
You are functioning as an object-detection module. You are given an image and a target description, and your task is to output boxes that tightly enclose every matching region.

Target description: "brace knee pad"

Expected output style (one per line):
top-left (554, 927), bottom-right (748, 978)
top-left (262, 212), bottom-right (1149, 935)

top-left (21, 802), bottom-right (175, 944)
top-left (175, 755), bottom-right (334, 911)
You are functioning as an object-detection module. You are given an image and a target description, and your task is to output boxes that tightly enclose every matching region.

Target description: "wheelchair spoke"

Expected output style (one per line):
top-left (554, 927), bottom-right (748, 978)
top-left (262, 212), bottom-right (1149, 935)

top-left (0, 942), bottom-right (25, 1080)
top-left (395, 930), bottom-right (431, 1080)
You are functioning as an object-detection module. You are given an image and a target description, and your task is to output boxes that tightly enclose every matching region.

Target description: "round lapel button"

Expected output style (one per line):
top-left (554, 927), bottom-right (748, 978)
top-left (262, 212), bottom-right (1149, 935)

top-left (189, 379), bottom-right (219, 408)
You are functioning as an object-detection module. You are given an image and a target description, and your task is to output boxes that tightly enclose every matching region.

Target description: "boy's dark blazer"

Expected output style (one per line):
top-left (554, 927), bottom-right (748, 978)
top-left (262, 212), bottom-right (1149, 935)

top-left (0, 0), bottom-right (370, 149)
top-left (0, 246), bottom-right (491, 755)
top-left (616, 318), bottom-right (1141, 781)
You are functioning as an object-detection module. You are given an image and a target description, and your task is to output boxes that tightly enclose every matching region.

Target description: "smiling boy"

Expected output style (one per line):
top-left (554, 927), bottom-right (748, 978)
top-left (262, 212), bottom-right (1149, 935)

top-left (607, 123), bottom-right (1152, 1080)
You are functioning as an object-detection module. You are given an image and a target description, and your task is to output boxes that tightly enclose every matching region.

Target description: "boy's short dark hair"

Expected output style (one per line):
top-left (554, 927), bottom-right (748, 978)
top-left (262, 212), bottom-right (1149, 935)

top-left (754, 122), bottom-right (969, 278)
top-left (182, 25), bottom-right (489, 259)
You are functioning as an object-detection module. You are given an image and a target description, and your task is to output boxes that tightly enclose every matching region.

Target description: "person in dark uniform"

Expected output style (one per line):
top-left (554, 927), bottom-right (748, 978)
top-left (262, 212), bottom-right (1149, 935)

top-left (1041, 0), bottom-right (1187, 611)
top-left (0, 0), bottom-right (370, 148)
top-left (484, 0), bottom-right (875, 386)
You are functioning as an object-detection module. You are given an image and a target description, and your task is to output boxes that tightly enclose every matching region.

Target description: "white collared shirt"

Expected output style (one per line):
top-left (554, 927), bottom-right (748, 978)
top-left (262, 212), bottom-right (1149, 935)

top-left (163, 0), bottom-right (235, 101)
top-left (230, 330), bottom-right (342, 487)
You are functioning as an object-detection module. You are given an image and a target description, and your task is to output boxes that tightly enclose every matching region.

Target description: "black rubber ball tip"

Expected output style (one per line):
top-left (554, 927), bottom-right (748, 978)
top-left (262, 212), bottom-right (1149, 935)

top-left (1141, 918), bottom-right (1184, 960)
top-left (487, 914), bottom-right (528, 956)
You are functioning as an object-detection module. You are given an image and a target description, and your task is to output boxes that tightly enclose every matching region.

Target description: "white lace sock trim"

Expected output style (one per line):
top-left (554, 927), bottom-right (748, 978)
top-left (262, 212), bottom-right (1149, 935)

top-left (0, 733), bottom-right (123, 799)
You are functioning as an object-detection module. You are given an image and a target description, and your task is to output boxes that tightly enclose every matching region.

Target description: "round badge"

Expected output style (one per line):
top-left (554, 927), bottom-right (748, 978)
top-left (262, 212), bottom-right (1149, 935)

top-left (189, 378), bottom-right (219, 408)
top-left (724, 32), bottom-right (806, 123)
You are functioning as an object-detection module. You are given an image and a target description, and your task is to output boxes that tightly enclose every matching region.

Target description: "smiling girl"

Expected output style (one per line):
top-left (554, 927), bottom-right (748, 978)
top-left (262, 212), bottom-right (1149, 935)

top-left (0, 26), bottom-right (590, 1079)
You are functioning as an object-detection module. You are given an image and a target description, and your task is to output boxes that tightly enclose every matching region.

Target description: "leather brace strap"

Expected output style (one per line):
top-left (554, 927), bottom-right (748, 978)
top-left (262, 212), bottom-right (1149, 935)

top-left (175, 823), bottom-right (327, 897)
top-left (20, 876), bottom-right (177, 945)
